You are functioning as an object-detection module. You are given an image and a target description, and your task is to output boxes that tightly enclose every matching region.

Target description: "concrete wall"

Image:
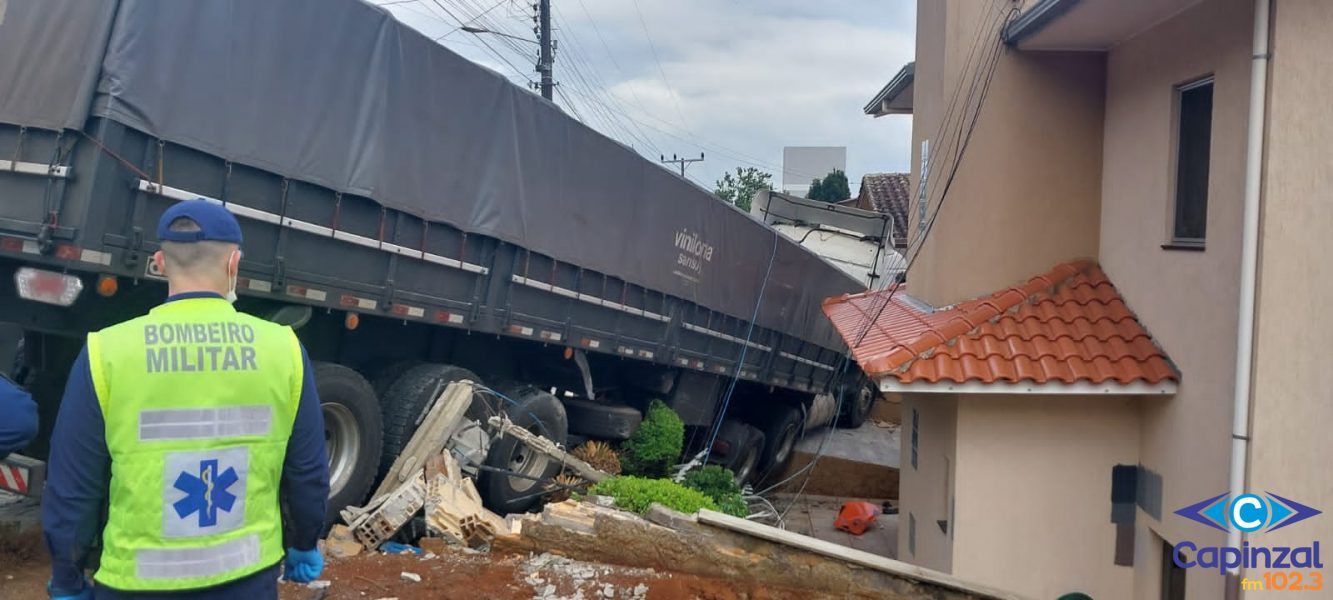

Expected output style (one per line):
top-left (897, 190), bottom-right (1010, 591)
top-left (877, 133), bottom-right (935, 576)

top-left (897, 393), bottom-right (957, 573)
top-left (950, 395), bottom-right (1140, 600)
top-left (1247, 2), bottom-right (1333, 596)
top-left (1096, 1), bottom-right (1253, 597)
top-left (907, 0), bottom-right (1105, 307)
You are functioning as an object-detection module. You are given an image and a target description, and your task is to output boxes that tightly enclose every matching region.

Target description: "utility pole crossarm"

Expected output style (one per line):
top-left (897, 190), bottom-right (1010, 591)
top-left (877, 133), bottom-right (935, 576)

top-left (660, 152), bottom-right (705, 178)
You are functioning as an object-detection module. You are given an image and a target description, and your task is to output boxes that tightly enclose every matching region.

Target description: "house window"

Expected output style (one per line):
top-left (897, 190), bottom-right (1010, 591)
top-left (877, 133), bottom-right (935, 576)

top-left (908, 512), bottom-right (917, 557)
top-left (1169, 77), bottom-right (1214, 246)
top-left (910, 408), bottom-right (920, 470)
top-left (1161, 539), bottom-right (1187, 599)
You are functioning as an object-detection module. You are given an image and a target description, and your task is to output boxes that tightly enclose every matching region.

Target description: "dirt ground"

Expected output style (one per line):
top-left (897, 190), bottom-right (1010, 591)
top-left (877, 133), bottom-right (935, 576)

top-left (0, 526), bottom-right (855, 600)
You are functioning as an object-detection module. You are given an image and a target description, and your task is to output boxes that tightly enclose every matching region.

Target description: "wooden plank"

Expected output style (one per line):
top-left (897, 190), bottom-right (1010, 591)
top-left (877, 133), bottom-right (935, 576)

top-left (486, 415), bottom-right (610, 483)
top-left (696, 510), bottom-right (1028, 600)
top-left (367, 380), bottom-right (475, 503)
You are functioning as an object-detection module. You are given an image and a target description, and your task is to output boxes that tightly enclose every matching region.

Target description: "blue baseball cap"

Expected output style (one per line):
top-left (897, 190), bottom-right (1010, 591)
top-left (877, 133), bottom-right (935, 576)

top-left (157, 200), bottom-right (243, 244)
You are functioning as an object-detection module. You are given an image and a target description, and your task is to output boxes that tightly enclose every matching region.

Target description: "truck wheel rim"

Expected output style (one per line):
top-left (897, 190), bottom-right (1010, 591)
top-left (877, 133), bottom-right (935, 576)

top-left (323, 402), bottom-right (360, 498)
top-left (736, 446), bottom-right (759, 483)
top-left (506, 428), bottom-right (549, 493)
top-left (775, 424), bottom-right (797, 465)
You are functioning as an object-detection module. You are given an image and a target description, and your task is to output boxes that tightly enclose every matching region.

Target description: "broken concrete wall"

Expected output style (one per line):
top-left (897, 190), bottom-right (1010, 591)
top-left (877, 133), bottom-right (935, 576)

top-left (494, 502), bottom-right (1021, 600)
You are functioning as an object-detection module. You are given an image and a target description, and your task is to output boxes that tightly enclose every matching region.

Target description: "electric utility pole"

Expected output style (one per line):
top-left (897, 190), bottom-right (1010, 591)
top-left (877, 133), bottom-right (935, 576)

top-left (660, 152), bottom-right (704, 178)
top-left (537, 0), bottom-right (554, 100)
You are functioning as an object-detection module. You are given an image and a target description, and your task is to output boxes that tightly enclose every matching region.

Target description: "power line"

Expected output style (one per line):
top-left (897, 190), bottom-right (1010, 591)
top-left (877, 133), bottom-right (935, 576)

top-left (852, 2), bottom-right (1015, 349)
top-left (629, 0), bottom-right (691, 133)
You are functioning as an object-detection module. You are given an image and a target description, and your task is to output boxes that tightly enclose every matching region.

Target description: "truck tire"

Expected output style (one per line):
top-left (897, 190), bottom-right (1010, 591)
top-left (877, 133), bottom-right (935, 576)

top-left (366, 359), bottom-right (424, 402)
top-left (837, 380), bottom-right (875, 429)
top-left (711, 419), bottom-right (765, 486)
top-left (562, 396), bottom-right (642, 440)
top-left (481, 383), bottom-right (568, 514)
top-left (378, 363), bottom-right (483, 481)
top-left (755, 404), bottom-right (803, 477)
top-left (732, 425), bottom-right (766, 486)
top-left (315, 362), bottom-right (383, 524)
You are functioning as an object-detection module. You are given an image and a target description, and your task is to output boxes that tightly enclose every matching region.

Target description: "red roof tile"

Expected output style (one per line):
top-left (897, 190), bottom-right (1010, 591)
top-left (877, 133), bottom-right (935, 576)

top-left (822, 260), bottom-right (1178, 386)
top-left (854, 173), bottom-right (910, 247)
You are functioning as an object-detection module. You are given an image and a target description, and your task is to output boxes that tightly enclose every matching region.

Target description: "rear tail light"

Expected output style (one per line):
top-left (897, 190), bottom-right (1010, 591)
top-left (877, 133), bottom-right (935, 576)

top-left (15, 268), bottom-right (84, 307)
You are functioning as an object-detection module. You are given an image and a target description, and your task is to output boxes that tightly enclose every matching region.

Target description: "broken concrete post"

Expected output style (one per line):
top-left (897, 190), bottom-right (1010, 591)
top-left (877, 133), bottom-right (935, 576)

top-left (493, 501), bottom-right (1025, 600)
top-left (369, 380), bottom-right (475, 503)
top-left (486, 415), bottom-right (610, 483)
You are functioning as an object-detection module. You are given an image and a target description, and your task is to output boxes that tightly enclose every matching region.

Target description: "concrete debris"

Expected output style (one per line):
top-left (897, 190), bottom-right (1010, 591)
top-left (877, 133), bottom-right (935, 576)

top-left (370, 381), bottom-right (475, 502)
top-left (494, 500), bottom-right (1021, 600)
top-left (487, 415), bottom-right (612, 483)
top-left (307, 580), bottom-right (332, 589)
top-left (399, 571), bottom-right (421, 583)
top-left (324, 524), bottom-right (365, 558)
top-left (423, 453), bottom-right (507, 548)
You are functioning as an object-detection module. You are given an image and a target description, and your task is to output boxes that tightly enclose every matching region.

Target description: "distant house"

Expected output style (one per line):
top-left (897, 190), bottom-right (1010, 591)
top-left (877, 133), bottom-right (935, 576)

top-left (839, 173), bottom-right (910, 248)
top-left (825, 1), bottom-right (1331, 599)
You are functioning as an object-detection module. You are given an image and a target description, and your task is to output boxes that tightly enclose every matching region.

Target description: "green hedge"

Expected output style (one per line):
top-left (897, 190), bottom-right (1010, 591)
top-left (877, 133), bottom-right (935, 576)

top-left (682, 465), bottom-right (749, 518)
top-left (589, 476), bottom-right (716, 515)
top-left (620, 400), bottom-right (684, 477)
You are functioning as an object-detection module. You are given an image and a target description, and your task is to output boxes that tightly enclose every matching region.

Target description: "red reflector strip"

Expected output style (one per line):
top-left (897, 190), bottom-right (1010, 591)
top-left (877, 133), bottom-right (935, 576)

top-left (286, 285), bottom-right (328, 303)
top-left (0, 464), bottom-right (28, 494)
top-left (539, 330), bottom-right (562, 342)
top-left (580, 338), bottom-right (601, 349)
top-left (55, 244), bottom-right (80, 261)
top-left (509, 324), bottom-right (535, 336)
top-left (434, 310), bottom-right (465, 325)
top-left (339, 295), bottom-right (377, 310)
top-left (1, 237), bottom-right (23, 252)
top-left (391, 304), bottom-right (426, 318)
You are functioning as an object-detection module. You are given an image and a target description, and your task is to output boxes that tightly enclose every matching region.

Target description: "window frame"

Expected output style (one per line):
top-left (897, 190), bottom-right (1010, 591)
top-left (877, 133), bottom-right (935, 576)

top-left (1164, 75), bottom-right (1215, 250)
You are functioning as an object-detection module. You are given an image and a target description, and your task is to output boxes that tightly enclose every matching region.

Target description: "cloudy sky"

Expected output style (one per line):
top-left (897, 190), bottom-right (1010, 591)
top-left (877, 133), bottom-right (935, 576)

top-left (374, 0), bottom-right (915, 193)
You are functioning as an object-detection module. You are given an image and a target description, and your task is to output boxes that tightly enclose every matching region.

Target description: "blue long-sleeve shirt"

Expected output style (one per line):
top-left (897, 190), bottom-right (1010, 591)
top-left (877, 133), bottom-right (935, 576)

top-left (0, 373), bottom-right (38, 458)
top-left (42, 292), bottom-right (329, 598)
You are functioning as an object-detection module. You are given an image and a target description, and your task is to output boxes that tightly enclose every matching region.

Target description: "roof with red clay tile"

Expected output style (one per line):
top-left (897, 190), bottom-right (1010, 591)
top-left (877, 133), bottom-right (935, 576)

top-left (822, 260), bottom-right (1179, 387)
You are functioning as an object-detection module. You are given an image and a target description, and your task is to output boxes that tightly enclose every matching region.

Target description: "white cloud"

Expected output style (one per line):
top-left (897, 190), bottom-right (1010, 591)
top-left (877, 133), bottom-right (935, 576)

top-left (379, 0), bottom-right (915, 191)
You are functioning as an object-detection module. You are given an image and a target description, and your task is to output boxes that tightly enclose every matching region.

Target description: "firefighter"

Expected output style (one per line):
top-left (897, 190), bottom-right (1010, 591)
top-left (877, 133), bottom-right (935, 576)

top-left (42, 200), bottom-right (330, 599)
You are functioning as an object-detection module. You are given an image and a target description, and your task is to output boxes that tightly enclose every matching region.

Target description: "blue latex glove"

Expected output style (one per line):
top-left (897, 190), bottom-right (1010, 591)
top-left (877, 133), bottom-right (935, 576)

top-left (47, 578), bottom-right (92, 600)
top-left (283, 546), bottom-right (324, 583)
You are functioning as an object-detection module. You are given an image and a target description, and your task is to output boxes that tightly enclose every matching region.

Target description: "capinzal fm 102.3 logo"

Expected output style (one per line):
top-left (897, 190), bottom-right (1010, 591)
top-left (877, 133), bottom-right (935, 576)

top-left (1172, 492), bottom-right (1324, 576)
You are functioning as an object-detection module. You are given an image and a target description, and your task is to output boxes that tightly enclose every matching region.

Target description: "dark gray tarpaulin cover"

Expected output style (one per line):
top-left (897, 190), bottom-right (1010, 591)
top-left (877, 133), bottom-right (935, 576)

top-left (0, 0), bottom-right (115, 131)
top-left (0, 0), bottom-right (861, 351)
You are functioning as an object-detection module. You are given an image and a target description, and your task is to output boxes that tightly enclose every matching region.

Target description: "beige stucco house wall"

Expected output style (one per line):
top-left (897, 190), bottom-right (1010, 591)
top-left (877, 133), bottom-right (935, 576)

top-left (907, 0), bottom-right (1105, 308)
top-left (1246, 3), bottom-right (1333, 597)
top-left (1097, 0), bottom-right (1254, 597)
top-left (876, 0), bottom-right (1327, 598)
top-left (952, 395), bottom-right (1140, 600)
top-left (898, 393), bottom-right (957, 573)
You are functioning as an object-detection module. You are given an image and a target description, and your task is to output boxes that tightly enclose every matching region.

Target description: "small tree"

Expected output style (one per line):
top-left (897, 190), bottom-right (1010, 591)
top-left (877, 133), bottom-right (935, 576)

top-left (806, 177), bottom-right (825, 202)
top-left (714, 167), bottom-right (773, 212)
top-left (807, 169), bottom-right (850, 203)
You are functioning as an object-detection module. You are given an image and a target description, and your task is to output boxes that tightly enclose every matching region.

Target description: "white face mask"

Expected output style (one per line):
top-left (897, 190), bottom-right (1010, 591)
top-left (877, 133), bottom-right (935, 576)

top-left (225, 250), bottom-right (240, 304)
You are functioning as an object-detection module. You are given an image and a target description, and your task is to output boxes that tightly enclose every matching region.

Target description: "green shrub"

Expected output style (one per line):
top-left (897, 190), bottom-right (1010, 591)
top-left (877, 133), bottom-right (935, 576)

top-left (620, 400), bottom-right (684, 477)
top-left (682, 465), bottom-right (749, 518)
top-left (589, 476), bottom-right (716, 515)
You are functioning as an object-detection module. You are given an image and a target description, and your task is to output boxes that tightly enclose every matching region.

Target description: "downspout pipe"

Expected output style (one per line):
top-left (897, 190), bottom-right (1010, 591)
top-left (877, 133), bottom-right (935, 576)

top-left (1227, 0), bottom-right (1270, 577)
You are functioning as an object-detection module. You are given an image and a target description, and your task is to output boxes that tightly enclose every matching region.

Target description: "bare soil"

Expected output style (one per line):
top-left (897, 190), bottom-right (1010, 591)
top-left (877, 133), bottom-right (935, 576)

top-left (0, 528), bottom-right (847, 600)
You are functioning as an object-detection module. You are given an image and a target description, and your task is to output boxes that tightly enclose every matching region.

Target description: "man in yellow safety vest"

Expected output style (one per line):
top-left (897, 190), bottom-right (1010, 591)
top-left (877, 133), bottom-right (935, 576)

top-left (42, 200), bottom-right (330, 599)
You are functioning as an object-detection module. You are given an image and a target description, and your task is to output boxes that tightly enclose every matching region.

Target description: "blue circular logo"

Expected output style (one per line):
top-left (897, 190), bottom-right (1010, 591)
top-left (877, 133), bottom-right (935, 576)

top-left (1230, 493), bottom-right (1268, 532)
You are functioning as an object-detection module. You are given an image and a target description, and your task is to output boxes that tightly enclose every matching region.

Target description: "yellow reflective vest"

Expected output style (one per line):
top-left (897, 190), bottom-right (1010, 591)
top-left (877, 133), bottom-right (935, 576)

top-left (88, 297), bottom-right (302, 591)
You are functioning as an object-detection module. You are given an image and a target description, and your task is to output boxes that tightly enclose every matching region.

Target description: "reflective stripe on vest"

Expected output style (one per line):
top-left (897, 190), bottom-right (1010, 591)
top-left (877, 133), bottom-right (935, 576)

top-left (88, 297), bottom-right (303, 592)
